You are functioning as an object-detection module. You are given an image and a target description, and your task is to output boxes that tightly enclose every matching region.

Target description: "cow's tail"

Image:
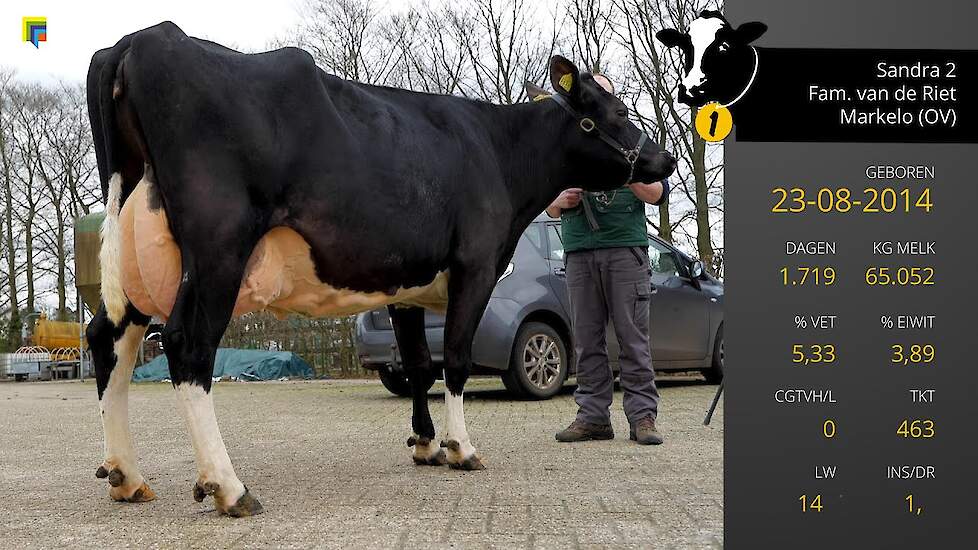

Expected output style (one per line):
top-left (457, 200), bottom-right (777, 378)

top-left (87, 37), bottom-right (141, 324)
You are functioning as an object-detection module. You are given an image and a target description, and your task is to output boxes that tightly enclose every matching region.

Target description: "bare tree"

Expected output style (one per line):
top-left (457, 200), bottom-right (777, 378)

top-left (32, 84), bottom-right (98, 319)
top-left (382, 7), bottom-right (470, 95)
top-left (7, 84), bottom-right (52, 315)
top-left (615, 0), bottom-right (723, 272)
top-left (0, 69), bottom-right (22, 347)
top-left (455, 0), bottom-right (559, 104)
top-left (568, 0), bottom-right (618, 73)
top-left (294, 0), bottom-right (400, 85)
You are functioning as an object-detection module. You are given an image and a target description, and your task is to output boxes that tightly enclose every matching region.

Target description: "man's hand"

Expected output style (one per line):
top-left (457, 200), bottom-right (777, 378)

top-left (554, 188), bottom-right (584, 209)
top-left (628, 181), bottom-right (665, 205)
top-left (546, 188), bottom-right (584, 217)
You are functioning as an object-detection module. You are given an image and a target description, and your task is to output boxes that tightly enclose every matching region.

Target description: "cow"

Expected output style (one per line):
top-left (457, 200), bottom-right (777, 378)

top-left (656, 10), bottom-right (767, 108)
top-left (85, 21), bottom-right (676, 517)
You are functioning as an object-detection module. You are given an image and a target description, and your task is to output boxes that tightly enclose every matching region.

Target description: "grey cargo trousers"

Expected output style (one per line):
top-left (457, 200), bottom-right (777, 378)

top-left (566, 246), bottom-right (660, 425)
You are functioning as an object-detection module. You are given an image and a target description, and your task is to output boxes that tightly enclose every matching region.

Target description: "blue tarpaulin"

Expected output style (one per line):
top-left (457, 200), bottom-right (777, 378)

top-left (133, 348), bottom-right (315, 382)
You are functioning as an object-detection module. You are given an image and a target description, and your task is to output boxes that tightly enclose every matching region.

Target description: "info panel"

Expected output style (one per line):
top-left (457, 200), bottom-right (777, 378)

top-left (725, 0), bottom-right (978, 548)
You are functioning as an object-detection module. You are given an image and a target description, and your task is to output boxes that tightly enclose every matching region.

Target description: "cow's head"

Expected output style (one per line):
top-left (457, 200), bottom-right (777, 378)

top-left (656, 10), bottom-right (766, 107)
top-left (527, 56), bottom-right (676, 192)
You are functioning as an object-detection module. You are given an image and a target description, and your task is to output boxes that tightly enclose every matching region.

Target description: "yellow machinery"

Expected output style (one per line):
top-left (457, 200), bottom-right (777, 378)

top-left (32, 313), bottom-right (86, 350)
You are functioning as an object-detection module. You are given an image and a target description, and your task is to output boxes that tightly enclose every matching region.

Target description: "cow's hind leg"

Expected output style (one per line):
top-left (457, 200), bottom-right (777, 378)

top-left (89, 171), bottom-right (155, 502)
top-left (389, 306), bottom-right (445, 466)
top-left (88, 303), bottom-right (153, 502)
top-left (162, 218), bottom-right (263, 517)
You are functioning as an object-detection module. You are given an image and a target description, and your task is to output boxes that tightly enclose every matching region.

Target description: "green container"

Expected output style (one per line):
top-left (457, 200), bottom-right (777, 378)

top-left (74, 212), bottom-right (105, 314)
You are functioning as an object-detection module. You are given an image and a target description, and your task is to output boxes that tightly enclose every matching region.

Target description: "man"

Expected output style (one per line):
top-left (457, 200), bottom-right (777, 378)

top-left (546, 73), bottom-right (670, 445)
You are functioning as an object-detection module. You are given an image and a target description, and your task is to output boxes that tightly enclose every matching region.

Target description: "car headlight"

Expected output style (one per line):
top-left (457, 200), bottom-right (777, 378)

top-left (498, 262), bottom-right (515, 282)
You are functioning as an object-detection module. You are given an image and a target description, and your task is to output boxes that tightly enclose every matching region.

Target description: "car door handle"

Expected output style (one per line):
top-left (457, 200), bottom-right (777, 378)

top-left (553, 266), bottom-right (566, 277)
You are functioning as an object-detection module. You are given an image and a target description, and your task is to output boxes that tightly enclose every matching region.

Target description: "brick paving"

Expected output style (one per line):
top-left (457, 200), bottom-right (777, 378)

top-left (0, 377), bottom-right (723, 549)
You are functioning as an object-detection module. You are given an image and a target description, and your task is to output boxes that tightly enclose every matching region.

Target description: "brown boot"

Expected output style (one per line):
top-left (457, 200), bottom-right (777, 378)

top-left (629, 416), bottom-right (663, 445)
top-left (555, 420), bottom-right (614, 442)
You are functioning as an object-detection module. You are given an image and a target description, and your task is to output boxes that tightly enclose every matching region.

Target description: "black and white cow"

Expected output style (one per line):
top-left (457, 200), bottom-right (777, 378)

top-left (656, 10), bottom-right (767, 108)
top-left (85, 21), bottom-right (676, 516)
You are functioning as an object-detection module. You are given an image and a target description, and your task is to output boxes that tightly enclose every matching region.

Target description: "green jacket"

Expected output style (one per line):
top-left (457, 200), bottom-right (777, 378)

top-left (560, 187), bottom-right (654, 253)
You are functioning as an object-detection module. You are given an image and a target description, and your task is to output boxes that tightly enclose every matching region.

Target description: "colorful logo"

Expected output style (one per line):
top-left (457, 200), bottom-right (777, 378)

top-left (23, 17), bottom-right (47, 48)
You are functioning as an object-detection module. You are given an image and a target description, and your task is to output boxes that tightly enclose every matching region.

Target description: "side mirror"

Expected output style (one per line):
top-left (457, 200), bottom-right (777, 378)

top-left (690, 261), bottom-right (705, 279)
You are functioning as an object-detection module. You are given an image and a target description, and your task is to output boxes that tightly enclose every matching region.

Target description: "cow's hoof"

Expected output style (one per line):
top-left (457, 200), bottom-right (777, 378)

top-left (409, 435), bottom-right (448, 466)
top-left (98, 465), bottom-right (156, 502)
top-left (448, 454), bottom-right (485, 470)
top-left (414, 449), bottom-right (448, 466)
top-left (222, 487), bottom-right (264, 518)
top-left (440, 439), bottom-right (486, 471)
top-left (111, 482), bottom-right (157, 503)
top-left (194, 481), bottom-right (264, 517)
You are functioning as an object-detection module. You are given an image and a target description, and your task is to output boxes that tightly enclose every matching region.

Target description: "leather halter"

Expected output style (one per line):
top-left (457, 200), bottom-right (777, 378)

top-left (550, 93), bottom-right (649, 181)
top-left (550, 93), bottom-right (650, 231)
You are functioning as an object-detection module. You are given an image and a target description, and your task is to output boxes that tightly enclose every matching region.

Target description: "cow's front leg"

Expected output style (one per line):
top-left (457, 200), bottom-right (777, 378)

top-left (89, 304), bottom-right (154, 502)
top-left (441, 266), bottom-right (496, 470)
top-left (163, 245), bottom-right (263, 517)
top-left (389, 306), bottom-right (446, 466)
top-left (173, 383), bottom-right (261, 516)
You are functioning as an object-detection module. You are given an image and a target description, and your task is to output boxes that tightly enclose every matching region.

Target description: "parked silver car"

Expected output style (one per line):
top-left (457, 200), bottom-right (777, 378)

top-left (355, 213), bottom-right (724, 399)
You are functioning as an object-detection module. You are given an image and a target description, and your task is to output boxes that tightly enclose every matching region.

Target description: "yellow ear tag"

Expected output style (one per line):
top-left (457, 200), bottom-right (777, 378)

top-left (532, 93), bottom-right (552, 102)
top-left (558, 73), bottom-right (573, 92)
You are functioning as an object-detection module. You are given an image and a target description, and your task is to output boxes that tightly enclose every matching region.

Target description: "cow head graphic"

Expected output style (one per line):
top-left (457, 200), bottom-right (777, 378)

top-left (656, 10), bottom-right (767, 108)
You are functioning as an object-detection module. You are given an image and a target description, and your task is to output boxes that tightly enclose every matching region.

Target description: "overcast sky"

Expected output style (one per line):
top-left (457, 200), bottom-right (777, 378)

top-left (1, 0), bottom-right (407, 83)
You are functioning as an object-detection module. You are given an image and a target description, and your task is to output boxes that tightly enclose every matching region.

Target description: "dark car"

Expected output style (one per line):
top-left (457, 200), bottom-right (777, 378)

top-left (355, 213), bottom-right (724, 399)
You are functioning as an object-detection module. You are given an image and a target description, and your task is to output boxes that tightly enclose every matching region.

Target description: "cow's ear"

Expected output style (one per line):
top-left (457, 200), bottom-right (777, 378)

top-left (549, 56), bottom-right (581, 98)
top-left (734, 21), bottom-right (767, 44)
top-left (524, 81), bottom-right (550, 101)
top-left (655, 28), bottom-right (685, 48)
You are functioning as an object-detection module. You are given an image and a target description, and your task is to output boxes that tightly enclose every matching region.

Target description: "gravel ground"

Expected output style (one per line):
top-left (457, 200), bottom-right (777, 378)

top-left (0, 376), bottom-right (723, 549)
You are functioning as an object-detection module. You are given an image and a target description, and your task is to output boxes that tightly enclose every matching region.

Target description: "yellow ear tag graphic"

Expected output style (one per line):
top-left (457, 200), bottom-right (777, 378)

top-left (695, 103), bottom-right (733, 142)
top-left (558, 73), bottom-right (573, 92)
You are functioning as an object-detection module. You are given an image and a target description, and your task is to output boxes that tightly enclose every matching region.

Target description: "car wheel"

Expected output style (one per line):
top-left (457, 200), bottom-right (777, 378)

top-left (703, 325), bottom-right (723, 384)
top-left (378, 366), bottom-right (412, 397)
top-left (503, 322), bottom-right (568, 399)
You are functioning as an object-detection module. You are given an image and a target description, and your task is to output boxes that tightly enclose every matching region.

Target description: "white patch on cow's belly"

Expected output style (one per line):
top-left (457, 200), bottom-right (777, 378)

top-left (683, 16), bottom-right (725, 91)
top-left (122, 179), bottom-right (449, 319)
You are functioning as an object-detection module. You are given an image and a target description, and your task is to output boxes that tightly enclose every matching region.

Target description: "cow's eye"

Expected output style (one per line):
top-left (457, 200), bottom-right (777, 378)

top-left (616, 108), bottom-right (628, 118)
top-left (718, 42), bottom-right (730, 52)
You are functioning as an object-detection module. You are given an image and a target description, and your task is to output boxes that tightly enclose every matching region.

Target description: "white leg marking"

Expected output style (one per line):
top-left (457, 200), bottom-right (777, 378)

top-left (100, 173), bottom-right (127, 324)
top-left (175, 384), bottom-right (246, 507)
top-left (444, 389), bottom-right (477, 460)
top-left (99, 322), bottom-right (148, 495)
